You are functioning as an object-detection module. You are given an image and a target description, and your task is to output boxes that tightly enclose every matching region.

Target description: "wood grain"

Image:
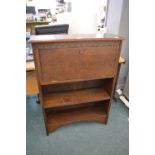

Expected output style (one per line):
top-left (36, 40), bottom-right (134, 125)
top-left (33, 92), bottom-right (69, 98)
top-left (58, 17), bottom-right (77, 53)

top-left (43, 88), bottom-right (110, 109)
top-left (26, 56), bottom-right (126, 72)
top-left (46, 103), bottom-right (108, 132)
top-left (26, 71), bottom-right (39, 95)
top-left (38, 43), bottom-right (118, 85)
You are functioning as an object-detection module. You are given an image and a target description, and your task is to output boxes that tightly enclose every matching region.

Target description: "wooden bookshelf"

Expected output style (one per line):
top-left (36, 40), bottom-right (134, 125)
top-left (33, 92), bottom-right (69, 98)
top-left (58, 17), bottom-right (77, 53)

top-left (43, 87), bottom-right (110, 109)
top-left (29, 34), bottom-right (124, 135)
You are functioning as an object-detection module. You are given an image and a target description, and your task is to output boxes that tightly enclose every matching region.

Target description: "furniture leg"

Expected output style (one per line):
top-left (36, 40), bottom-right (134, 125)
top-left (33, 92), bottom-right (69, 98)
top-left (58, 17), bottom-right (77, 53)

top-left (36, 94), bottom-right (40, 104)
top-left (113, 57), bottom-right (126, 101)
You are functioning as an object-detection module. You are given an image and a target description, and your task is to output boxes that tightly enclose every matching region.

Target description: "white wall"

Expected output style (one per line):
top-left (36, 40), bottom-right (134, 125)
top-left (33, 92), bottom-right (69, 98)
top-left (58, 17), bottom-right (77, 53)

top-left (106, 0), bottom-right (123, 34)
top-left (56, 12), bottom-right (98, 34)
top-left (27, 0), bottom-right (100, 34)
top-left (117, 0), bottom-right (129, 89)
top-left (57, 0), bottom-right (100, 34)
top-left (106, 0), bottom-right (129, 90)
top-left (26, 0), bottom-right (56, 14)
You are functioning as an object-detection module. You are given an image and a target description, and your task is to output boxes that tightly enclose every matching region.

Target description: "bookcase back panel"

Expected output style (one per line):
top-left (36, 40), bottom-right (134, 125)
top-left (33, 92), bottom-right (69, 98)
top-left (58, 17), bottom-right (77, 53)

top-left (37, 42), bottom-right (119, 84)
top-left (42, 78), bottom-right (113, 94)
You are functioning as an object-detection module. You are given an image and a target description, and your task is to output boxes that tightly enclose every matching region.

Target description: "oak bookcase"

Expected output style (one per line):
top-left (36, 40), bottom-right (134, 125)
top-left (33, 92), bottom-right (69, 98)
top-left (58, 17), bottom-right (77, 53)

top-left (29, 34), bottom-right (124, 135)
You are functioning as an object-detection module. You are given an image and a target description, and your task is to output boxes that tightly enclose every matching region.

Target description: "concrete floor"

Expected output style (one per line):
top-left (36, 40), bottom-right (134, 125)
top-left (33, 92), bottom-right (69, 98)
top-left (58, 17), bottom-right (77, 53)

top-left (26, 95), bottom-right (129, 155)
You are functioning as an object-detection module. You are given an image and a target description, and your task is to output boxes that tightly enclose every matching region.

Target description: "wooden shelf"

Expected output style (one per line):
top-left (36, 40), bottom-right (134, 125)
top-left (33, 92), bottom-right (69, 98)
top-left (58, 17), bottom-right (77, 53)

top-left (46, 104), bottom-right (107, 132)
top-left (40, 76), bottom-right (114, 86)
top-left (43, 88), bottom-right (110, 109)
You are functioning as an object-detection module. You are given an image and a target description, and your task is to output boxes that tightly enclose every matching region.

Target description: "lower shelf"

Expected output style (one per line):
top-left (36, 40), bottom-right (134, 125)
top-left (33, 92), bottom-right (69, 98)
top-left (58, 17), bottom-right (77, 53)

top-left (46, 103), bottom-right (108, 132)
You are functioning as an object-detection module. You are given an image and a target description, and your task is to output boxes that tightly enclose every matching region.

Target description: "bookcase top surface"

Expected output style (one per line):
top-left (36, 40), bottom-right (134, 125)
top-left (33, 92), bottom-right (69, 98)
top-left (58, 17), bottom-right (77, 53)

top-left (29, 33), bottom-right (125, 43)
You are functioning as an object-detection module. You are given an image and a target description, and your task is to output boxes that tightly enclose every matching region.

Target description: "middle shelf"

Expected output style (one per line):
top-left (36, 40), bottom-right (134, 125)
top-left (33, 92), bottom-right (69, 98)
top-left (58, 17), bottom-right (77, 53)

top-left (43, 87), bottom-right (110, 109)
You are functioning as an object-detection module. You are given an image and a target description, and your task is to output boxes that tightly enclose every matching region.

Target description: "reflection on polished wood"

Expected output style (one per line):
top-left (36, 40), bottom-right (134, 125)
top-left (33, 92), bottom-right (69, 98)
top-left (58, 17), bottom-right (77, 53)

top-left (29, 33), bottom-right (125, 43)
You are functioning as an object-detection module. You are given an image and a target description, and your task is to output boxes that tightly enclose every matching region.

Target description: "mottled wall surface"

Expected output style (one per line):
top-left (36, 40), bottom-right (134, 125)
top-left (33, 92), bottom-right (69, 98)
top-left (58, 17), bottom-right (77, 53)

top-left (106, 0), bottom-right (129, 90)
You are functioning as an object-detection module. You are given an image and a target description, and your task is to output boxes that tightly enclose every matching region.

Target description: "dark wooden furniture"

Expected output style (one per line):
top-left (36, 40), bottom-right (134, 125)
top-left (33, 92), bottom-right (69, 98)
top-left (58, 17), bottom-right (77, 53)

top-left (29, 34), bottom-right (124, 135)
